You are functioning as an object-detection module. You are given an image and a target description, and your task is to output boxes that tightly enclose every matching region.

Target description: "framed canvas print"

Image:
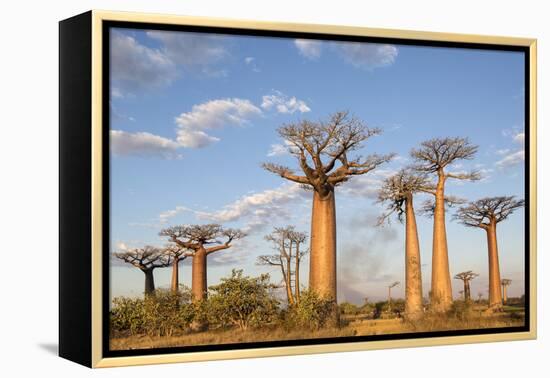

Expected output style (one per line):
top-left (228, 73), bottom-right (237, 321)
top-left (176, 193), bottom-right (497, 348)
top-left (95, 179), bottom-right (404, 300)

top-left (59, 10), bottom-right (537, 368)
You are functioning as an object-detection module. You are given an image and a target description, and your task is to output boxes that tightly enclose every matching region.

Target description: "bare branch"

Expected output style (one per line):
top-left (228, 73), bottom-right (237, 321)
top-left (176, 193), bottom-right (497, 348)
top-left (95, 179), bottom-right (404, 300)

top-left (454, 196), bottom-right (525, 228)
top-left (411, 137), bottom-right (478, 173)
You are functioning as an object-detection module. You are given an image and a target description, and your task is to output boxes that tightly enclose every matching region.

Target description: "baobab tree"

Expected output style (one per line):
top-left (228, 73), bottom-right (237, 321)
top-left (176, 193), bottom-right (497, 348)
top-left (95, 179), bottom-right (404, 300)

top-left (257, 226), bottom-right (308, 305)
top-left (263, 111), bottom-right (394, 306)
top-left (501, 279), bottom-right (512, 304)
top-left (454, 271), bottom-right (478, 302)
top-left (164, 244), bottom-right (194, 293)
top-left (387, 281), bottom-right (400, 311)
top-left (455, 196), bottom-right (524, 310)
top-left (160, 224), bottom-right (245, 301)
top-left (114, 246), bottom-right (172, 296)
top-left (411, 137), bottom-right (480, 312)
top-left (378, 170), bottom-right (433, 320)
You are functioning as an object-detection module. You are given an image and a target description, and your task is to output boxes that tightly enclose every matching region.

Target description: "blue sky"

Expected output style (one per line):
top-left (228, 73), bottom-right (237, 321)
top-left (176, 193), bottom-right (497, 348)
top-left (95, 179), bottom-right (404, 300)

top-left (109, 27), bottom-right (526, 303)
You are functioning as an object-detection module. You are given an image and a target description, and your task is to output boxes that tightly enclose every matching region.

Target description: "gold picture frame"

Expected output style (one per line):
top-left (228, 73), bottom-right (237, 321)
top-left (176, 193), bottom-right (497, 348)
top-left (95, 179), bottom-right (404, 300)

top-left (59, 10), bottom-right (537, 368)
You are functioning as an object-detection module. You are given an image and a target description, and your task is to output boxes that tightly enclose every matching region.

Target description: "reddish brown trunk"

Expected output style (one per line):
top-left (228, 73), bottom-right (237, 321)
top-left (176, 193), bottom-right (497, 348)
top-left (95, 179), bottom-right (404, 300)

top-left (405, 195), bottom-right (423, 319)
top-left (430, 173), bottom-right (452, 312)
top-left (192, 248), bottom-right (207, 301)
top-left (171, 257), bottom-right (180, 293)
top-left (309, 190), bottom-right (337, 301)
top-left (502, 285), bottom-right (508, 304)
top-left (464, 281), bottom-right (471, 301)
top-left (486, 222), bottom-right (502, 310)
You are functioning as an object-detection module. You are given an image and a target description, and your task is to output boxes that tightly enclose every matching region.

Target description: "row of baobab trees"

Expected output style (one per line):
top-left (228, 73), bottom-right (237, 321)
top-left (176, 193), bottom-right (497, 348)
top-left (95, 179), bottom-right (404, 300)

top-left (115, 111), bottom-right (524, 324)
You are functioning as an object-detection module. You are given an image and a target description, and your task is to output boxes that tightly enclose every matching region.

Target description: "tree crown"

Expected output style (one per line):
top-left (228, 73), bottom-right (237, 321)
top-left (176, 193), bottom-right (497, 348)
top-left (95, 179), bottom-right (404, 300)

top-left (160, 224), bottom-right (245, 249)
top-left (454, 271), bottom-right (479, 281)
top-left (263, 111), bottom-right (394, 196)
top-left (114, 246), bottom-right (172, 270)
top-left (410, 137), bottom-right (480, 180)
top-left (454, 196), bottom-right (525, 228)
top-left (377, 170), bottom-right (434, 223)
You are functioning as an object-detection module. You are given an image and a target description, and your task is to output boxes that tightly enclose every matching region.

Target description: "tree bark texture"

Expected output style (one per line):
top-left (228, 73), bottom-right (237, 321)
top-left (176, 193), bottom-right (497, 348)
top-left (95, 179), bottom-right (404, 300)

top-left (430, 174), bottom-right (453, 312)
top-left (405, 195), bottom-right (423, 319)
top-left (309, 190), bottom-right (337, 301)
top-left (192, 248), bottom-right (208, 301)
top-left (486, 222), bottom-right (502, 310)
top-left (171, 257), bottom-right (180, 293)
top-left (143, 269), bottom-right (155, 296)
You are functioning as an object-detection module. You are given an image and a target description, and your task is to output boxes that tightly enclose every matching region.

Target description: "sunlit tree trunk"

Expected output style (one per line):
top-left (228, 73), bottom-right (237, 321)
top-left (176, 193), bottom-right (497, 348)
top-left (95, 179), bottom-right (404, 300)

top-left (430, 172), bottom-right (453, 312)
top-left (192, 248), bottom-right (208, 301)
top-left (486, 221), bottom-right (502, 310)
top-left (143, 269), bottom-right (155, 296)
top-left (502, 284), bottom-right (508, 304)
top-left (464, 280), bottom-right (471, 302)
top-left (309, 190), bottom-right (337, 301)
top-left (405, 195), bottom-right (423, 319)
top-left (171, 257), bottom-right (180, 293)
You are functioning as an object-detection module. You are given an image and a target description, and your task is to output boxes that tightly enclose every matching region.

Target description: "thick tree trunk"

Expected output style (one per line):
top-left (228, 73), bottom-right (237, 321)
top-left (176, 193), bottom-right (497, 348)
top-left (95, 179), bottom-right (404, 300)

top-left (144, 269), bottom-right (155, 296)
top-left (171, 257), bottom-right (180, 293)
top-left (486, 222), bottom-right (502, 310)
top-left (502, 285), bottom-right (508, 304)
top-left (309, 190), bottom-right (337, 301)
top-left (430, 174), bottom-right (453, 312)
top-left (192, 248), bottom-right (208, 301)
top-left (405, 196), bottom-right (423, 320)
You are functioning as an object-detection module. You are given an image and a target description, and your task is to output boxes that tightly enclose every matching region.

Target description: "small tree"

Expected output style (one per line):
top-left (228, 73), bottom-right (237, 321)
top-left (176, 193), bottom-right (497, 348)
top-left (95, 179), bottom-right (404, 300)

top-left (115, 246), bottom-right (172, 296)
top-left (257, 226), bottom-right (308, 305)
top-left (501, 278), bottom-right (512, 304)
top-left (160, 224), bottom-right (245, 301)
top-left (207, 270), bottom-right (279, 331)
top-left (411, 137), bottom-right (480, 312)
top-left (378, 170), bottom-right (433, 320)
top-left (455, 196), bottom-right (524, 310)
top-left (454, 271), bottom-right (478, 302)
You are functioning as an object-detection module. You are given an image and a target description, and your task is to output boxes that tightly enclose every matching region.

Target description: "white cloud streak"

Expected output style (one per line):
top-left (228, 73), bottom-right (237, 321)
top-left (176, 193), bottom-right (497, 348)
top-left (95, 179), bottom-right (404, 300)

top-left (261, 91), bottom-right (311, 114)
top-left (110, 130), bottom-right (182, 159)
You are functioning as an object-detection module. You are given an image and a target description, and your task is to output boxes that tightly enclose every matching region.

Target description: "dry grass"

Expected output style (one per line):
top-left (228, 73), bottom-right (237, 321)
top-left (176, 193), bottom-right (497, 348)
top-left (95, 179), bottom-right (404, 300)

top-left (111, 306), bottom-right (524, 351)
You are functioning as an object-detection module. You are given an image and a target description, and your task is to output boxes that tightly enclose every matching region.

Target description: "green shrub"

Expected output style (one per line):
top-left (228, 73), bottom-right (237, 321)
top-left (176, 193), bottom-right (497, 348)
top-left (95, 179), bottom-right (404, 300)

top-left (110, 287), bottom-right (194, 337)
top-left (282, 289), bottom-right (336, 330)
top-left (206, 269), bottom-right (279, 331)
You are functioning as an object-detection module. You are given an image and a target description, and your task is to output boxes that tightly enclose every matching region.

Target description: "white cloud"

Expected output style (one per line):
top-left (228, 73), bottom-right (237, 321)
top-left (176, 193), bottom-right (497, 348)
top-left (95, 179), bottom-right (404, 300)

top-left (244, 57), bottom-right (255, 65)
top-left (261, 91), bottom-right (311, 114)
top-left (339, 169), bottom-right (396, 198)
top-left (194, 183), bottom-right (308, 233)
top-left (294, 38), bottom-right (398, 69)
top-left (295, 39), bottom-right (323, 59)
top-left (496, 150), bottom-right (525, 168)
top-left (146, 30), bottom-right (227, 66)
top-left (175, 98), bottom-right (262, 148)
top-left (110, 130), bottom-right (182, 159)
top-left (514, 132), bottom-right (525, 145)
top-left (267, 143), bottom-right (289, 157)
top-left (333, 42), bottom-right (398, 69)
top-left (496, 131), bottom-right (525, 169)
top-left (110, 33), bottom-right (177, 93)
top-left (158, 206), bottom-right (189, 224)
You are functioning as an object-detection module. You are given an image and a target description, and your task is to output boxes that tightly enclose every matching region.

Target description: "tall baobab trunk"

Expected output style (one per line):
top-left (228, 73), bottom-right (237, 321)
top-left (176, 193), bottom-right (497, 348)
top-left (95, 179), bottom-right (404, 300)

top-left (192, 248), bottom-right (208, 301)
top-left (143, 269), bottom-right (155, 296)
top-left (405, 195), bottom-right (423, 319)
top-left (502, 284), bottom-right (508, 304)
top-left (486, 222), bottom-right (502, 310)
top-left (309, 190), bottom-right (337, 301)
top-left (431, 173), bottom-right (453, 312)
top-left (171, 257), bottom-right (180, 293)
